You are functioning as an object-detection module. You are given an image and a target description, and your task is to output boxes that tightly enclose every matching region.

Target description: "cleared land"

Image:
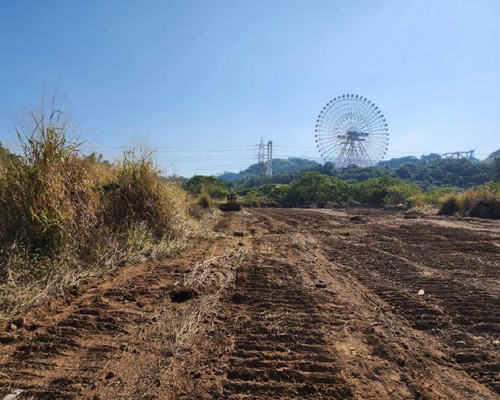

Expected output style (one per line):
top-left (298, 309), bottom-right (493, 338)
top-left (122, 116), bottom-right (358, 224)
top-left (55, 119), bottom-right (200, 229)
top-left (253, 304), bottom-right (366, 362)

top-left (0, 208), bottom-right (499, 399)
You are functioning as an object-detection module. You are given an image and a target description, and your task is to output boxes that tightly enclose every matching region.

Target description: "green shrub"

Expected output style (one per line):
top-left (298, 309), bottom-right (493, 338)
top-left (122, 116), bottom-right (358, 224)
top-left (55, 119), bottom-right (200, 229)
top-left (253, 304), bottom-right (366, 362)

top-left (287, 172), bottom-right (332, 205)
top-left (258, 184), bottom-right (291, 203)
top-left (354, 176), bottom-right (407, 205)
top-left (186, 175), bottom-right (228, 199)
top-left (383, 182), bottom-right (421, 206)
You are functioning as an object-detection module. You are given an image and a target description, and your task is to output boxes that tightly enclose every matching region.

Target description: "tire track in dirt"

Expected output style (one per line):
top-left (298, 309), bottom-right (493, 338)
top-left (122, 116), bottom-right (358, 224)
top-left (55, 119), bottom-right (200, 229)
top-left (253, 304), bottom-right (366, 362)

top-left (1, 208), bottom-right (498, 399)
top-left (222, 261), bottom-right (353, 399)
top-left (0, 239), bottom-right (225, 399)
top-left (320, 215), bottom-right (500, 394)
top-left (247, 208), bottom-right (499, 398)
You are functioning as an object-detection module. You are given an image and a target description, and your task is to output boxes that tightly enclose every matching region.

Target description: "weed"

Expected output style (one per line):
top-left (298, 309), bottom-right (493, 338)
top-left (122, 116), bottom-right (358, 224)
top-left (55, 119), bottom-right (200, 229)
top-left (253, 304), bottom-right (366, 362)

top-left (438, 195), bottom-right (460, 216)
top-left (198, 192), bottom-right (212, 208)
top-left (0, 106), bottom-right (193, 318)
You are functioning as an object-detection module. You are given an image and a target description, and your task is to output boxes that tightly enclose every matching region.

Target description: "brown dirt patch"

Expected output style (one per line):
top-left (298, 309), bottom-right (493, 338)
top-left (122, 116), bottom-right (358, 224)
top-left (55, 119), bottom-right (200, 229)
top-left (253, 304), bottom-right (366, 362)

top-left (0, 208), bottom-right (498, 399)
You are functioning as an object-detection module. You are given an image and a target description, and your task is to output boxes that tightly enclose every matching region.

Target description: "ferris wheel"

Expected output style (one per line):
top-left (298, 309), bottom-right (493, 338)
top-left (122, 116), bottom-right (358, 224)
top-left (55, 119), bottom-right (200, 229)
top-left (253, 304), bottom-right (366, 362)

top-left (314, 94), bottom-right (389, 168)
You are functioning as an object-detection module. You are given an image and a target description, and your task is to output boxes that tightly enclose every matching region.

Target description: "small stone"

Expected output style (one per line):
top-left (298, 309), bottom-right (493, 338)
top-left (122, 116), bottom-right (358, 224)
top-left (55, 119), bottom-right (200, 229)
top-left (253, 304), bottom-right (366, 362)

top-left (2, 389), bottom-right (24, 400)
top-left (214, 369), bottom-right (224, 376)
top-left (119, 343), bottom-right (129, 351)
top-left (8, 323), bottom-right (17, 332)
top-left (418, 289), bottom-right (425, 296)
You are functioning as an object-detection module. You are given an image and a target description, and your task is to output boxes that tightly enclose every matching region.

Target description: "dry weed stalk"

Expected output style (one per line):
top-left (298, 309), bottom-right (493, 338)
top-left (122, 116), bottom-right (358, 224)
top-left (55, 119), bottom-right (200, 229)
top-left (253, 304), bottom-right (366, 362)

top-left (0, 106), bottom-right (194, 318)
top-left (154, 246), bottom-right (248, 395)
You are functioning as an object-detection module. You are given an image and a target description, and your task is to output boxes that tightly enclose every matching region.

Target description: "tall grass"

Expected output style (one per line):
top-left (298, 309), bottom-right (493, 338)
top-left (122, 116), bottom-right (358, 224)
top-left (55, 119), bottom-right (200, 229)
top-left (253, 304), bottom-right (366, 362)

top-left (438, 185), bottom-right (499, 218)
top-left (103, 153), bottom-right (189, 238)
top-left (0, 123), bottom-right (100, 260)
top-left (0, 109), bottom-right (192, 316)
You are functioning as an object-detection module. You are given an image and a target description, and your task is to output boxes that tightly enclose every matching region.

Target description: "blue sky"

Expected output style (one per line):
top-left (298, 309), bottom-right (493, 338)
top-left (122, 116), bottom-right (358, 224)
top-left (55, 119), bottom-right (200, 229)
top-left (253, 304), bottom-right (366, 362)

top-left (1, 0), bottom-right (499, 176)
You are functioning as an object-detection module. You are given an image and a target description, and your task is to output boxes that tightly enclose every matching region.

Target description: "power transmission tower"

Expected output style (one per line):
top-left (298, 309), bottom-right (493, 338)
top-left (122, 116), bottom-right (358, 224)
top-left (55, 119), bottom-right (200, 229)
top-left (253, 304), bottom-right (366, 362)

top-left (266, 141), bottom-right (273, 176)
top-left (257, 138), bottom-right (265, 175)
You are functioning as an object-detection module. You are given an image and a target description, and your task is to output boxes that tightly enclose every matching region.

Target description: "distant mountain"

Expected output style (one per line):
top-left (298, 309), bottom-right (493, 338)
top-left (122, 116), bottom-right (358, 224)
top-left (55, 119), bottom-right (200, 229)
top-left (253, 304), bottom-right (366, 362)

top-left (378, 153), bottom-right (442, 168)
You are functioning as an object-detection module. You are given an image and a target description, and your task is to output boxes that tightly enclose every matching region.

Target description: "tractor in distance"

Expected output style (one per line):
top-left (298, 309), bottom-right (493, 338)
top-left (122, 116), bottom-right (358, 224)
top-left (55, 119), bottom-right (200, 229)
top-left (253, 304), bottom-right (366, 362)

top-left (219, 193), bottom-right (242, 211)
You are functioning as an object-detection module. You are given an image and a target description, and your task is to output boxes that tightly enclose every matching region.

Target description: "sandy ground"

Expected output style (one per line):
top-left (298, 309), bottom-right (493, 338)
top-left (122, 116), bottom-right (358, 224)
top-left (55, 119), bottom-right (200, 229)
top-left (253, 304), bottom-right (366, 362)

top-left (0, 207), bottom-right (498, 399)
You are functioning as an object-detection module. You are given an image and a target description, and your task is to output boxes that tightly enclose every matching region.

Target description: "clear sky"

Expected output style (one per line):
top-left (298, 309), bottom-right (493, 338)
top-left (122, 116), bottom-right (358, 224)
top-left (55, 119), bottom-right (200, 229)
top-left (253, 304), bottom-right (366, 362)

top-left (1, 0), bottom-right (499, 176)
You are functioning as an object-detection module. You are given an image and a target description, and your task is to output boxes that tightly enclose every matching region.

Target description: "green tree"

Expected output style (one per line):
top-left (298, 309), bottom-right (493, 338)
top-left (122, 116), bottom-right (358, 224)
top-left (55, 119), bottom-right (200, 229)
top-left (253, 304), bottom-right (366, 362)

top-left (493, 156), bottom-right (500, 182)
top-left (384, 182), bottom-right (421, 205)
top-left (186, 175), bottom-right (228, 199)
top-left (288, 172), bottom-right (332, 204)
top-left (328, 177), bottom-right (353, 203)
top-left (258, 184), bottom-right (291, 203)
top-left (354, 176), bottom-right (404, 205)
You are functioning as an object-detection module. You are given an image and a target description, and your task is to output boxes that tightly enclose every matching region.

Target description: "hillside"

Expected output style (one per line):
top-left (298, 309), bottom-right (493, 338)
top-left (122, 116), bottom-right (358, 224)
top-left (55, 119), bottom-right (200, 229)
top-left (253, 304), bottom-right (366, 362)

top-left (217, 150), bottom-right (500, 190)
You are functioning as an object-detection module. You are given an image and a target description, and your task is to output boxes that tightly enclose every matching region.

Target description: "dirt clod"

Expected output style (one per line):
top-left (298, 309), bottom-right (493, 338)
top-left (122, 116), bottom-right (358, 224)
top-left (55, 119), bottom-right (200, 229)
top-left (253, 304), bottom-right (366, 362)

top-left (105, 371), bottom-right (115, 380)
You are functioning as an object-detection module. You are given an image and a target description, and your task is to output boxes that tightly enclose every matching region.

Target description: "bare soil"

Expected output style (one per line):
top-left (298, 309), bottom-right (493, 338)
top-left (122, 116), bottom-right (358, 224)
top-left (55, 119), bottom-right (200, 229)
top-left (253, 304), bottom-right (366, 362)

top-left (0, 208), bottom-right (499, 399)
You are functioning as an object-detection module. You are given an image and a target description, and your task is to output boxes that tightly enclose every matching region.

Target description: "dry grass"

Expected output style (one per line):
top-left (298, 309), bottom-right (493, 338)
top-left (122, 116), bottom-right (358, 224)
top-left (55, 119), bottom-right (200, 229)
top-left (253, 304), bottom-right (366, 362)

top-left (0, 108), bottom-right (194, 318)
top-left (198, 192), bottom-right (212, 208)
top-left (438, 187), bottom-right (497, 217)
top-left (103, 152), bottom-right (191, 239)
top-left (126, 246), bottom-right (247, 398)
top-left (159, 247), bottom-right (247, 396)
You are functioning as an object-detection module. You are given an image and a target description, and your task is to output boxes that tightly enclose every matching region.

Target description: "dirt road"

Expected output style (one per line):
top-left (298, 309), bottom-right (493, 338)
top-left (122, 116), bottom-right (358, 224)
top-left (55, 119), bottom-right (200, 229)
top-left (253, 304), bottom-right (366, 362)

top-left (0, 208), bottom-right (499, 399)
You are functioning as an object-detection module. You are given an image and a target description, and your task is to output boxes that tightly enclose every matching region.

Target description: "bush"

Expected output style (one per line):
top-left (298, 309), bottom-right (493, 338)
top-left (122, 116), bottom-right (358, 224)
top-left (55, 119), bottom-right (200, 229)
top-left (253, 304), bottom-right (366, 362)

top-left (0, 115), bottom-right (101, 259)
top-left (469, 199), bottom-right (500, 219)
top-left (186, 175), bottom-right (228, 199)
top-left (383, 182), bottom-right (421, 206)
top-left (0, 107), bottom-right (192, 315)
top-left (438, 196), bottom-right (460, 215)
top-left (198, 192), bottom-right (212, 208)
top-left (354, 176), bottom-right (408, 205)
top-left (102, 152), bottom-right (189, 239)
top-left (437, 185), bottom-right (499, 218)
top-left (287, 172), bottom-right (333, 205)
